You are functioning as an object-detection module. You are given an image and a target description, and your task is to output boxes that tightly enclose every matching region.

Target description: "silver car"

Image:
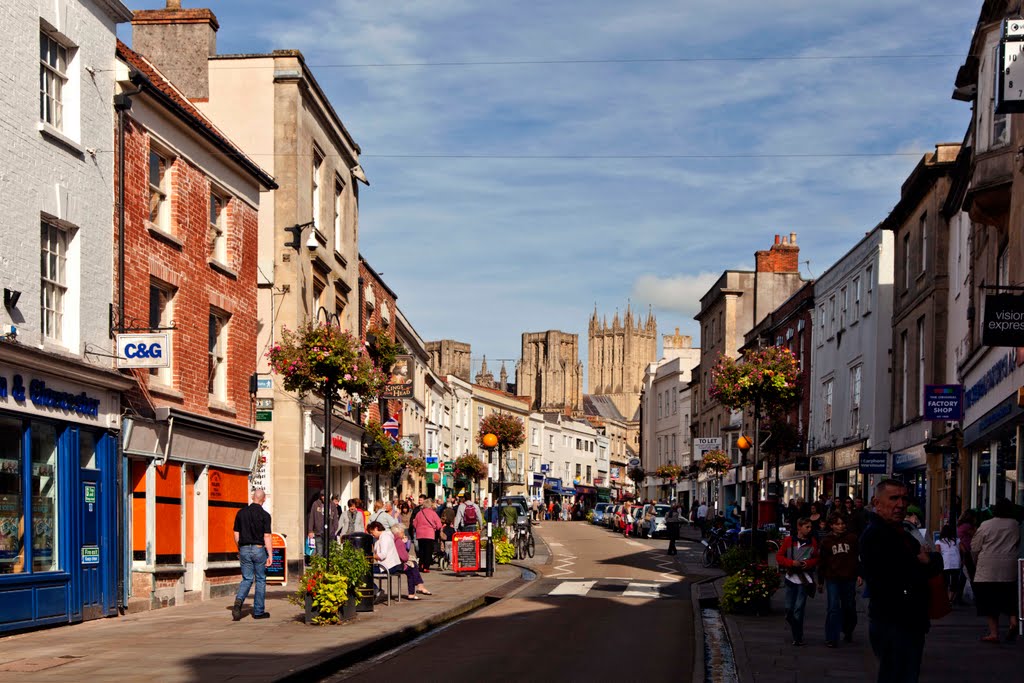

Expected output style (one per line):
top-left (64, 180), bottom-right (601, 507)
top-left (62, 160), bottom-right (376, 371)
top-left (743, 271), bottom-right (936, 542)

top-left (637, 504), bottom-right (671, 538)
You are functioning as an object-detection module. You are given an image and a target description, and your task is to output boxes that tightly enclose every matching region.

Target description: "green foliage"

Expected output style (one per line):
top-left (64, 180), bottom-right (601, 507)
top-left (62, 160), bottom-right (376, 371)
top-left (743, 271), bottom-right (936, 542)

top-left (494, 537), bottom-right (515, 564)
top-left (454, 454), bottom-right (486, 480)
top-left (708, 346), bottom-right (801, 414)
top-left (655, 464), bottom-right (683, 480)
top-left (364, 421), bottom-right (406, 473)
top-left (290, 540), bottom-right (370, 625)
top-left (720, 546), bottom-right (757, 576)
top-left (700, 450), bottom-right (731, 475)
top-left (267, 320), bottom-right (387, 403)
top-left (720, 563), bottom-right (781, 614)
top-left (586, 510), bottom-right (595, 523)
top-left (478, 413), bottom-right (526, 449)
top-left (366, 327), bottom-right (403, 374)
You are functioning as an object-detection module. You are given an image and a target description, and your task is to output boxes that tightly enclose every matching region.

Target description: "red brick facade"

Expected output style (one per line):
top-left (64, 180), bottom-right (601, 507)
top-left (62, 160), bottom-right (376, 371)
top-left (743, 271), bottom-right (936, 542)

top-left (117, 115), bottom-right (259, 426)
top-left (755, 233), bottom-right (800, 273)
top-left (359, 257), bottom-right (400, 425)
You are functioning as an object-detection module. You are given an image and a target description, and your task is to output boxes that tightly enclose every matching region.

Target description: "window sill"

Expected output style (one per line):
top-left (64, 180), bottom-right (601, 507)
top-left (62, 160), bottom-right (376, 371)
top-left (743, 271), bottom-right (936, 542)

top-left (148, 382), bottom-right (184, 401)
top-left (148, 223), bottom-right (183, 249)
top-left (38, 122), bottom-right (85, 157)
top-left (208, 398), bottom-right (236, 417)
top-left (208, 259), bottom-right (238, 279)
top-left (334, 250), bottom-right (348, 268)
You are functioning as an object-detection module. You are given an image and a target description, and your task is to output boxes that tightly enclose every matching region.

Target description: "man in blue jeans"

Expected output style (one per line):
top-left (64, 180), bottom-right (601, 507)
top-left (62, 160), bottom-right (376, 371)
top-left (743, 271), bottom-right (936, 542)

top-left (817, 513), bottom-right (861, 646)
top-left (775, 518), bottom-right (819, 646)
top-left (232, 489), bottom-right (273, 620)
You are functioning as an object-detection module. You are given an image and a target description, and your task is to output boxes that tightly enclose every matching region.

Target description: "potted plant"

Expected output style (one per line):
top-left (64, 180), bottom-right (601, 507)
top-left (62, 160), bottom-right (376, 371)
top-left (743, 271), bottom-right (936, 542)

top-left (363, 420), bottom-right (406, 473)
top-left (291, 539), bottom-right (370, 624)
top-left (453, 454), bottom-right (486, 482)
top-left (720, 562), bottom-right (781, 615)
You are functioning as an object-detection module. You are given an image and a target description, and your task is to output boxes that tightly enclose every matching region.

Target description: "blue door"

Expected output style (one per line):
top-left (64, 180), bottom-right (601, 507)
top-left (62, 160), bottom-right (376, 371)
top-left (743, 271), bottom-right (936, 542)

top-left (79, 469), bottom-right (103, 619)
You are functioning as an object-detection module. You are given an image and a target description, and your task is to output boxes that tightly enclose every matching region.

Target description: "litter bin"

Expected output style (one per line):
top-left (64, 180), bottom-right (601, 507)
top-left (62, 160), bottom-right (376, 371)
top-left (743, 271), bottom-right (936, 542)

top-left (343, 532), bottom-right (375, 612)
top-left (738, 528), bottom-right (769, 561)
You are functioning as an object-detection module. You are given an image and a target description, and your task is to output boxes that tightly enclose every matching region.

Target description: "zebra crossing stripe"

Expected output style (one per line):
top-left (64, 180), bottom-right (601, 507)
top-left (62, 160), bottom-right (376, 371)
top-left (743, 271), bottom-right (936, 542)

top-left (621, 582), bottom-right (662, 599)
top-left (548, 580), bottom-right (596, 596)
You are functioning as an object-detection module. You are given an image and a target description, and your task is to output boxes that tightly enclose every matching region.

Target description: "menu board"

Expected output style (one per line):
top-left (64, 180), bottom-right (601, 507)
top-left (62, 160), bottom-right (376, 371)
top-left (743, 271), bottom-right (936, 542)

top-left (267, 533), bottom-right (287, 585)
top-left (452, 531), bottom-right (480, 573)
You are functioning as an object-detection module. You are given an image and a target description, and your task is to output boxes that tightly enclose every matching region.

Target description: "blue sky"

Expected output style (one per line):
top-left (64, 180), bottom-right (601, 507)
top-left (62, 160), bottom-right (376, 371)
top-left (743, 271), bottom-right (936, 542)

top-left (124, 1), bottom-right (980, 382)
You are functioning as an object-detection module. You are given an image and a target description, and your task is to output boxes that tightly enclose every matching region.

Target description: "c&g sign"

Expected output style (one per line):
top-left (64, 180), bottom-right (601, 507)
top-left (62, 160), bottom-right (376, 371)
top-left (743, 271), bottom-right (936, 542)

top-left (116, 333), bottom-right (169, 369)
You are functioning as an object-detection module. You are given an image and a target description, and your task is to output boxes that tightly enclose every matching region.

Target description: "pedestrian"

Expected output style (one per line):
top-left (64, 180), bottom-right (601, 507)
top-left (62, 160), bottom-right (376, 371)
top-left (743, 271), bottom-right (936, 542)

top-left (398, 500), bottom-right (412, 530)
top-left (726, 501), bottom-right (741, 531)
top-left (818, 513), bottom-right (861, 647)
top-left (665, 503), bottom-right (682, 555)
top-left (454, 494), bottom-right (482, 531)
top-left (971, 497), bottom-right (1021, 643)
top-left (935, 524), bottom-right (962, 605)
top-left (412, 497), bottom-right (443, 572)
top-left (697, 500), bottom-right (709, 537)
top-left (622, 502), bottom-right (635, 538)
top-left (860, 478), bottom-right (942, 682)
top-left (776, 517), bottom-right (819, 646)
top-left (338, 498), bottom-right (365, 538)
top-left (368, 522), bottom-right (430, 601)
top-left (808, 502), bottom-right (826, 542)
top-left (391, 525), bottom-right (432, 598)
top-left (231, 489), bottom-right (273, 621)
top-left (369, 499), bottom-right (397, 530)
top-left (956, 509), bottom-right (978, 584)
top-left (849, 497), bottom-right (869, 538)
top-left (307, 490), bottom-right (337, 556)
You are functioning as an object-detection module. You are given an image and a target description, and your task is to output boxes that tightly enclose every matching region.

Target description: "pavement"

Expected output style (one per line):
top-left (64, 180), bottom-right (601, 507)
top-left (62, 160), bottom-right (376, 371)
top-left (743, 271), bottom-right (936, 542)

top-left (0, 560), bottom-right (527, 682)
top-left (718, 574), bottom-right (1024, 682)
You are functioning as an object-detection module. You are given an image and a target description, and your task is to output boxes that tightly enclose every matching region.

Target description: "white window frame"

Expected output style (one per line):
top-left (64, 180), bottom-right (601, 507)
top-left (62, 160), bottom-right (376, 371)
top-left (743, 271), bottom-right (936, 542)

top-left (333, 178), bottom-right (344, 256)
top-left (40, 220), bottom-right (68, 342)
top-left (903, 233), bottom-right (911, 290)
top-left (208, 309), bottom-right (229, 400)
top-left (917, 317), bottom-right (926, 417)
top-left (852, 277), bottom-right (861, 318)
top-left (900, 330), bottom-right (909, 424)
top-left (823, 379), bottom-right (834, 442)
top-left (149, 280), bottom-right (175, 385)
top-left (148, 146), bottom-right (172, 232)
top-left (39, 28), bottom-right (70, 131)
top-left (849, 364), bottom-right (862, 436)
top-left (919, 212), bottom-right (927, 274)
top-left (208, 188), bottom-right (228, 264)
top-left (865, 266), bottom-right (873, 313)
top-left (311, 149), bottom-right (323, 234)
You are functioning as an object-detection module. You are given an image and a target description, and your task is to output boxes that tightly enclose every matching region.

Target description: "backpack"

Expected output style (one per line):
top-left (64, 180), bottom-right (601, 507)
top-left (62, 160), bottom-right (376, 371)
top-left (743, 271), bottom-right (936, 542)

top-left (463, 503), bottom-right (478, 527)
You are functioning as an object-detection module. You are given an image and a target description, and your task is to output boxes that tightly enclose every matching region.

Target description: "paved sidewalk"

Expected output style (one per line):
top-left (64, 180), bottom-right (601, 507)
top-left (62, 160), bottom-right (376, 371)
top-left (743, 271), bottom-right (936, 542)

top-left (0, 564), bottom-right (522, 682)
top-left (720, 581), bottom-right (1024, 682)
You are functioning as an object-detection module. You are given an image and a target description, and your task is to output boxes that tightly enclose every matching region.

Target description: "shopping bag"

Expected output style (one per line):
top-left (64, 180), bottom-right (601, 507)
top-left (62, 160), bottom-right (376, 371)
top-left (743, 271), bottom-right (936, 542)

top-left (927, 573), bottom-right (951, 620)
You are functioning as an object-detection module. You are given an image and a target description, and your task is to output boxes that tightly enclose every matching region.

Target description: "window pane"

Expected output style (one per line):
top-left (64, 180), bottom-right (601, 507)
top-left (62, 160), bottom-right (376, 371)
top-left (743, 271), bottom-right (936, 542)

top-left (149, 151), bottom-right (161, 188)
top-left (0, 417), bottom-right (24, 575)
top-left (80, 430), bottom-right (97, 470)
top-left (31, 421), bottom-right (58, 572)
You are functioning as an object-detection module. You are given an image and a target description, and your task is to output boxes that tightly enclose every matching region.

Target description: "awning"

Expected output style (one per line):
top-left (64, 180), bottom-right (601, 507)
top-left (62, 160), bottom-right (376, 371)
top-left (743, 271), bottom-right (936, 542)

top-left (123, 407), bottom-right (263, 472)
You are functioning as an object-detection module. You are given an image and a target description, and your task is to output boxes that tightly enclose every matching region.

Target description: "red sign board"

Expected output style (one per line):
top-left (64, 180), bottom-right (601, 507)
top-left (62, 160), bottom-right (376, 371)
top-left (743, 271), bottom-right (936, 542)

top-left (451, 531), bottom-right (480, 573)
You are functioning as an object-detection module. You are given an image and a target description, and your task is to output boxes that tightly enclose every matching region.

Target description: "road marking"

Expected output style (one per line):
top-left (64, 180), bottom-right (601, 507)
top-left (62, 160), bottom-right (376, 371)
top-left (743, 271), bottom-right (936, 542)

top-left (621, 582), bottom-right (663, 599)
top-left (625, 541), bottom-right (647, 548)
top-left (549, 553), bottom-right (577, 577)
top-left (547, 543), bottom-right (564, 547)
top-left (548, 580), bottom-right (596, 596)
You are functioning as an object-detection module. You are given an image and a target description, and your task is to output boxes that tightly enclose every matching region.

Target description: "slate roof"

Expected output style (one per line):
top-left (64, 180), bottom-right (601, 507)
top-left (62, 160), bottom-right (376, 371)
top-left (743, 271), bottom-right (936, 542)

top-left (582, 394), bottom-right (626, 421)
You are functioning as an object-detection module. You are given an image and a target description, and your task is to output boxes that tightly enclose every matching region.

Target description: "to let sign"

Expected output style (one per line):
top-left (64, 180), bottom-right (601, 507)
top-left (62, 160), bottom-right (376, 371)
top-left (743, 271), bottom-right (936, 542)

top-left (982, 294), bottom-right (1024, 346)
top-left (923, 385), bottom-right (964, 421)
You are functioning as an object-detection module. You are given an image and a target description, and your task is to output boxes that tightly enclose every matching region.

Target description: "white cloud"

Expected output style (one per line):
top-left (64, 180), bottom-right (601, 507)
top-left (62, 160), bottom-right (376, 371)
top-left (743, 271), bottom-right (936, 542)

top-left (631, 272), bottom-right (722, 317)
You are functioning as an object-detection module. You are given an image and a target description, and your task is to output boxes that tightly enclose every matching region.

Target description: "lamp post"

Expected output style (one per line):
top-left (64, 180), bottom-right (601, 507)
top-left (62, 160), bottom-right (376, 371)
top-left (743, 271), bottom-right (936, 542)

top-left (316, 306), bottom-right (340, 557)
top-left (483, 432), bottom-right (500, 502)
top-left (737, 434), bottom-right (753, 528)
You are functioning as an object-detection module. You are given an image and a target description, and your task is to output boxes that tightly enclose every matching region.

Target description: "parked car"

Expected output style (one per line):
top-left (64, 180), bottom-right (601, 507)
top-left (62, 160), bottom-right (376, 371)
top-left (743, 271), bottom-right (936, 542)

top-left (497, 496), bottom-right (531, 525)
top-left (591, 502), bottom-right (612, 525)
top-left (636, 504), bottom-right (671, 538)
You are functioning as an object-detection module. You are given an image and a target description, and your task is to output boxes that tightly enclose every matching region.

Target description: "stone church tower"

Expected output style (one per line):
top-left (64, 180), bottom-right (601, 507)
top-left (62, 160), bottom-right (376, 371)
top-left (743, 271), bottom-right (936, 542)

top-left (516, 330), bottom-right (584, 414)
top-left (426, 339), bottom-right (471, 382)
top-left (588, 304), bottom-right (657, 418)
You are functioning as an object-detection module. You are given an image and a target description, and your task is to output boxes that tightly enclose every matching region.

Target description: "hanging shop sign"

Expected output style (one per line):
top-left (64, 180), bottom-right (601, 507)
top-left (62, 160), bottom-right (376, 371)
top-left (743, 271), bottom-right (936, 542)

top-left (923, 385), bottom-right (964, 421)
top-left (116, 333), bottom-right (169, 369)
top-left (425, 456), bottom-right (439, 472)
top-left (858, 450), bottom-right (889, 474)
top-left (382, 355), bottom-right (414, 399)
top-left (982, 294), bottom-right (1024, 346)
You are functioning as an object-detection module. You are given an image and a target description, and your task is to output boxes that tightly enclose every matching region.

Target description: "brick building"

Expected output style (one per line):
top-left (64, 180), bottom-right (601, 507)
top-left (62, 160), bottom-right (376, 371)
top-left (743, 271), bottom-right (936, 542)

top-left (114, 41), bottom-right (276, 611)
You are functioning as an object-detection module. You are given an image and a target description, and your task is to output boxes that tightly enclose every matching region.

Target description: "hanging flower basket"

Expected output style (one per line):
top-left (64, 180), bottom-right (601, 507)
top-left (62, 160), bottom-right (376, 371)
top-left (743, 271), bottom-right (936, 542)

top-left (700, 450), bottom-right (732, 476)
top-left (363, 421), bottom-right (405, 473)
top-left (654, 464), bottom-right (683, 481)
top-left (267, 321), bottom-right (387, 402)
top-left (477, 413), bottom-right (526, 449)
top-left (627, 466), bottom-right (645, 483)
top-left (454, 454), bottom-right (486, 480)
top-left (708, 346), bottom-right (801, 413)
top-left (403, 454), bottom-right (427, 475)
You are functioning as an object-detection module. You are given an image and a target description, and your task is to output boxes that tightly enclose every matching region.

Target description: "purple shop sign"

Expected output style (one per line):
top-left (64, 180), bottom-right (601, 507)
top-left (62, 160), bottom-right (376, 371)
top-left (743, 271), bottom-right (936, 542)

top-left (923, 384), bottom-right (964, 421)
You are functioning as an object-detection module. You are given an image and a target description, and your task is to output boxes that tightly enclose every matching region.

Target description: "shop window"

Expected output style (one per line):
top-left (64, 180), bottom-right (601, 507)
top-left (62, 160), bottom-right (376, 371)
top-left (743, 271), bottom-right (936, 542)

top-left (0, 417), bottom-right (24, 574)
top-left (30, 421), bottom-right (58, 573)
top-left (131, 459), bottom-right (147, 563)
top-left (154, 463), bottom-right (182, 566)
top-left (207, 469), bottom-right (249, 563)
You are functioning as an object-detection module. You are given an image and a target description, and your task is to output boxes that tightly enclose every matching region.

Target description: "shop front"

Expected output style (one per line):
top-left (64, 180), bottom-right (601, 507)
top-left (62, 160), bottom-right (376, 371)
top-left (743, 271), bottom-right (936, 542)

top-left (304, 410), bottom-right (362, 520)
top-left (122, 407), bottom-right (263, 610)
top-left (0, 347), bottom-right (131, 633)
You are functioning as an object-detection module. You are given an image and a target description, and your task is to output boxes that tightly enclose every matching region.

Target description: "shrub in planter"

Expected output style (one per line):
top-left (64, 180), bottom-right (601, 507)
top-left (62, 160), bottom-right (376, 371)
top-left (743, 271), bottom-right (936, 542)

top-left (494, 537), bottom-right (515, 564)
top-left (290, 540), bottom-right (370, 625)
top-left (720, 563), bottom-right (781, 615)
top-left (720, 547), bottom-right (757, 576)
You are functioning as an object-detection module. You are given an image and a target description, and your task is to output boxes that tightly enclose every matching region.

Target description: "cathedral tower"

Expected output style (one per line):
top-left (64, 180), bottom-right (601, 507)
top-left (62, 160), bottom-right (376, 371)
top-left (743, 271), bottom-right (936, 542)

top-left (516, 330), bottom-right (584, 413)
top-left (587, 303), bottom-right (657, 418)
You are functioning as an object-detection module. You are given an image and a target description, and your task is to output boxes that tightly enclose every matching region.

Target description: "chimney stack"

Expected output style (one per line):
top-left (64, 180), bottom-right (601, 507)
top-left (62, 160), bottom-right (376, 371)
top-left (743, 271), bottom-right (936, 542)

top-left (755, 232), bottom-right (800, 273)
top-left (132, 2), bottom-right (219, 101)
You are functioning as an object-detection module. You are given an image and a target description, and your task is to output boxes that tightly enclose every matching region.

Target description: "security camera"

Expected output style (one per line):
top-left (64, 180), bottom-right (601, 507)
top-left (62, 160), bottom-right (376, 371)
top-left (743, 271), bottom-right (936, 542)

top-left (306, 231), bottom-right (318, 251)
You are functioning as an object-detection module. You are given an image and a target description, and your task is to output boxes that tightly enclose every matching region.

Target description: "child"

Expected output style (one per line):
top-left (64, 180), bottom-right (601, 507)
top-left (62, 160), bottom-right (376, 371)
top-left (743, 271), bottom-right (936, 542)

top-left (818, 513), bottom-right (861, 647)
top-left (776, 518), bottom-right (819, 646)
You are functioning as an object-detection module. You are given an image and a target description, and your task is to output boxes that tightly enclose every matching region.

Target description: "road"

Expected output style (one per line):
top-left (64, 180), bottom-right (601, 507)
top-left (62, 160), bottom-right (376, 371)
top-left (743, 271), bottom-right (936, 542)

top-left (324, 521), bottom-right (708, 682)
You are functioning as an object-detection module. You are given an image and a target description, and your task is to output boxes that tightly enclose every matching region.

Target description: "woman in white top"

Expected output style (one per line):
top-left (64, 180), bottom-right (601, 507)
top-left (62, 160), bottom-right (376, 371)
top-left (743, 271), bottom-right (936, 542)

top-left (935, 524), bottom-right (962, 604)
top-left (972, 499), bottom-right (1021, 643)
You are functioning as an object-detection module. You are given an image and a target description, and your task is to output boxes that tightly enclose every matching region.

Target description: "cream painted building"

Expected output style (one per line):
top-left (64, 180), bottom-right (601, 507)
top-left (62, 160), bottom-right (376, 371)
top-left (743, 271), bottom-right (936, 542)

top-left (129, 5), bottom-right (366, 568)
top-left (471, 384), bottom-right (532, 502)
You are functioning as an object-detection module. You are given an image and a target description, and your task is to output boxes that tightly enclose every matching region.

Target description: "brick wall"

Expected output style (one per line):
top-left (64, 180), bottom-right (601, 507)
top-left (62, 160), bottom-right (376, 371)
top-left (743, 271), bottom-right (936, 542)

top-left (755, 235), bottom-right (800, 273)
top-left (117, 115), bottom-right (258, 425)
top-left (358, 260), bottom-right (401, 424)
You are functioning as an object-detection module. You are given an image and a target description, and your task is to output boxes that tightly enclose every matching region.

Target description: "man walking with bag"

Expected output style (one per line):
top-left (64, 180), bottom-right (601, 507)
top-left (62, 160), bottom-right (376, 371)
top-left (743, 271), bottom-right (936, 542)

top-left (776, 517), bottom-right (819, 646)
top-left (232, 489), bottom-right (273, 620)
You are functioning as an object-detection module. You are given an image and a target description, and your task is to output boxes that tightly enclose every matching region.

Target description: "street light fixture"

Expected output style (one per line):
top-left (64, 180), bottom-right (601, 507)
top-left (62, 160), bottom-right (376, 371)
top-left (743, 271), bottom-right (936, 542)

top-left (482, 432), bottom-right (501, 503)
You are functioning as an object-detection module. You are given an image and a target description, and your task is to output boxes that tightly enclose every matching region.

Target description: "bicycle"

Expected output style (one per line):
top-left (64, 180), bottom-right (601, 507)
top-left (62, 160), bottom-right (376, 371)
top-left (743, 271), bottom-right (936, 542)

top-left (700, 527), bottom-right (738, 568)
top-left (508, 522), bottom-right (536, 560)
top-left (432, 538), bottom-right (451, 571)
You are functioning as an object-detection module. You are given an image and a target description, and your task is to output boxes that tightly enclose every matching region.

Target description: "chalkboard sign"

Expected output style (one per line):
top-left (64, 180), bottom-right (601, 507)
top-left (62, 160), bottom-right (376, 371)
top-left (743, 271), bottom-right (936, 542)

top-left (267, 533), bottom-right (287, 585)
top-left (452, 531), bottom-right (480, 573)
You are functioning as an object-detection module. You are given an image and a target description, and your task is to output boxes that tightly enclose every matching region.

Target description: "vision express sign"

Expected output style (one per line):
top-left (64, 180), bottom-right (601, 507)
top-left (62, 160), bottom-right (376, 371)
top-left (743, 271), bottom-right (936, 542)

top-left (983, 294), bottom-right (1024, 346)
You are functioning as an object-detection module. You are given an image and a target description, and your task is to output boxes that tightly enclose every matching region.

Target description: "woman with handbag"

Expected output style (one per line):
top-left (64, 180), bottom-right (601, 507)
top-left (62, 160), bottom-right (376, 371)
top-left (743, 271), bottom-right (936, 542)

top-left (971, 498), bottom-right (1021, 643)
top-left (776, 518), bottom-right (819, 646)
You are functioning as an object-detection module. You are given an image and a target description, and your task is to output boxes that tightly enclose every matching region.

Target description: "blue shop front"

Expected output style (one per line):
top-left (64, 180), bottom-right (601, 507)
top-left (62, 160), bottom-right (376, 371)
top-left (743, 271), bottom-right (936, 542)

top-left (0, 344), bottom-right (131, 633)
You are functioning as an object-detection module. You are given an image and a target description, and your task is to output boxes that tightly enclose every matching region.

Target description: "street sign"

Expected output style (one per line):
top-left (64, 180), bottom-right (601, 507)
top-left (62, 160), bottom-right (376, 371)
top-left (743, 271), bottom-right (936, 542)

top-left (923, 385), bottom-right (964, 421)
top-left (255, 410), bottom-right (273, 422)
top-left (859, 450), bottom-right (888, 474)
top-left (256, 378), bottom-right (273, 390)
top-left (443, 462), bottom-right (455, 474)
top-left (255, 398), bottom-right (273, 410)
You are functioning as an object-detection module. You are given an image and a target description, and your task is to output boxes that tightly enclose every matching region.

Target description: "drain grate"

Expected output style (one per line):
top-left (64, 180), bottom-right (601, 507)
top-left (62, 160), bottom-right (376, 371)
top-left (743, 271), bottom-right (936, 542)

top-left (702, 608), bottom-right (739, 683)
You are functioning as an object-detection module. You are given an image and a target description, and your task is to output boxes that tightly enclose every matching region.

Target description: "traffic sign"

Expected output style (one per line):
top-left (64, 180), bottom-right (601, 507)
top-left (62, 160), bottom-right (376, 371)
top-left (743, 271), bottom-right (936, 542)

top-left (255, 410), bottom-right (273, 422)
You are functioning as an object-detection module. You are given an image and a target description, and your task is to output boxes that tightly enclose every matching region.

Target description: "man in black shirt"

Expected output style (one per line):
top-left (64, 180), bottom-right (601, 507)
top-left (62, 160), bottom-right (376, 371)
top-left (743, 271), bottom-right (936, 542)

top-left (232, 489), bottom-right (273, 621)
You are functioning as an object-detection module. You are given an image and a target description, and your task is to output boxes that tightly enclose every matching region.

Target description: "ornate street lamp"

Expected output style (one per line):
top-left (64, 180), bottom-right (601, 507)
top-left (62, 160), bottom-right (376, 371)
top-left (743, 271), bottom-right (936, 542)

top-left (482, 432), bottom-right (501, 502)
top-left (316, 306), bottom-right (340, 556)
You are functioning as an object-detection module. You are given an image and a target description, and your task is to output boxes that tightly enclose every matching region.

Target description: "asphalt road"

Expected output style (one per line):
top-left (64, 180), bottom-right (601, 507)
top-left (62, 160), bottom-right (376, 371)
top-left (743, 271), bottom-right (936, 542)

top-left (324, 521), bottom-right (704, 682)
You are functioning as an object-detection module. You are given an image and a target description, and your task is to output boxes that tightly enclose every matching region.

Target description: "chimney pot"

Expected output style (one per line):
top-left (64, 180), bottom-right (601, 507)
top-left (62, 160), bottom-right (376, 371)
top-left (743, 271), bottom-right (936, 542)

top-left (790, 231), bottom-right (797, 244)
top-left (167, 0), bottom-right (182, 8)
top-left (774, 234), bottom-right (780, 244)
